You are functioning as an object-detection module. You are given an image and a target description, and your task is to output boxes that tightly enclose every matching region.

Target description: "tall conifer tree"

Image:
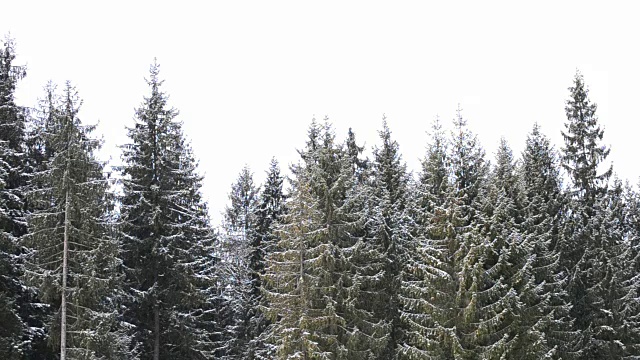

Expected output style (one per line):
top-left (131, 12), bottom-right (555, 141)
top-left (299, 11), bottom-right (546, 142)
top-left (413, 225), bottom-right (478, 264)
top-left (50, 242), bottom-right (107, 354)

top-left (24, 83), bottom-right (133, 359)
top-left (479, 139), bottom-right (539, 358)
top-left (263, 119), bottom-right (352, 358)
top-left (341, 127), bottom-right (390, 359)
top-left (518, 123), bottom-right (576, 358)
top-left (560, 71), bottom-right (615, 358)
top-left (219, 165), bottom-right (259, 359)
top-left (0, 36), bottom-right (30, 359)
top-left (581, 179), bottom-right (640, 358)
top-left (367, 117), bottom-right (411, 359)
top-left (444, 108), bottom-right (490, 358)
top-left (252, 158), bottom-right (286, 359)
top-left (399, 117), bottom-right (452, 359)
top-left (118, 61), bottom-right (216, 360)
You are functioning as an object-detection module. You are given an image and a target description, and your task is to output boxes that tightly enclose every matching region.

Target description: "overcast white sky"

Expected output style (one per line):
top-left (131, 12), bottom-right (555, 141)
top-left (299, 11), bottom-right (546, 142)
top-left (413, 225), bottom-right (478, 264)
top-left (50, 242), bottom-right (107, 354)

top-left (4, 1), bottom-right (640, 224)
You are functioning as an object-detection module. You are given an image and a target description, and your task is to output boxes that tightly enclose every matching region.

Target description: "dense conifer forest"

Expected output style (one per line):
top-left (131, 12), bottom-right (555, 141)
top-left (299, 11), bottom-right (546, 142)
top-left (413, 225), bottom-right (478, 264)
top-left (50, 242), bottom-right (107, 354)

top-left (2, 36), bottom-right (639, 359)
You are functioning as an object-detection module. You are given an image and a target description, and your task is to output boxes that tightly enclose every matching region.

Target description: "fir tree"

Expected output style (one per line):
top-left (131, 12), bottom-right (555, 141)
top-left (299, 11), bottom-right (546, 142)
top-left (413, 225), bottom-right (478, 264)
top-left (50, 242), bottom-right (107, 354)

top-left (442, 108), bottom-right (490, 358)
top-left (580, 179), bottom-right (640, 359)
top-left (262, 175), bottom-right (326, 358)
top-left (23, 83), bottom-right (134, 359)
top-left (263, 119), bottom-right (352, 359)
top-left (559, 71), bottom-right (614, 358)
top-left (0, 35), bottom-right (28, 360)
top-left (401, 109), bottom-right (492, 359)
top-left (22, 82), bottom-right (71, 360)
top-left (2, 38), bottom-right (58, 359)
top-left (252, 158), bottom-right (286, 359)
top-left (560, 70), bottom-right (612, 273)
top-left (479, 138), bottom-right (537, 359)
top-left (399, 116), bottom-right (452, 359)
top-left (345, 128), bottom-right (369, 182)
top-left (341, 127), bottom-right (390, 359)
top-left (219, 165), bottom-right (260, 359)
top-left (518, 123), bottom-right (576, 359)
top-left (561, 71), bottom-right (612, 209)
top-left (366, 117), bottom-right (411, 359)
top-left (118, 61), bottom-right (216, 360)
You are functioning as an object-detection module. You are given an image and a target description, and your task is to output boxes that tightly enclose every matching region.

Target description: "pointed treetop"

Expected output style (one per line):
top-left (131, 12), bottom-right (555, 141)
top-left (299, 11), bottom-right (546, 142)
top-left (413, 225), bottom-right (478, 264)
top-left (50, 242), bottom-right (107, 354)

top-left (379, 113), bottom-right (391, 139)
top-left (495, 138), bottom-right (514, 170)
top-left (268, 156), bottom-right (279, 171)
top-left (304, 116), bottom-right (321, 154)
top-left (427, 115), bottom-right (446, 149)
top-left (145, 58), bottom-right (165, 97)
top-left (453, 104), bottom-right (466, 130)
top-left (561, 70), bottom-right (612, 201)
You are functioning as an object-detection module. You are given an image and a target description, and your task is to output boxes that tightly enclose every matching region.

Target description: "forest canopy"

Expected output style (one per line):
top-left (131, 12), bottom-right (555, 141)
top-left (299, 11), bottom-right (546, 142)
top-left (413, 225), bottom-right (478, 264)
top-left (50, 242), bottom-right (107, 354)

top-left (1, 37), bottom-right (639, 360)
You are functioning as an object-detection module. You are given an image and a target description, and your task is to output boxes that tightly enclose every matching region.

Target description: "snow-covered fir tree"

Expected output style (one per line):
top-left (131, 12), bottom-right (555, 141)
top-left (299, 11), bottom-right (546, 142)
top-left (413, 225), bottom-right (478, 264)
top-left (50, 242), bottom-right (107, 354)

top-left (442, 108), bottom-right (490, 358)
top-left (341, 127), bottom-right (390, 359)
top-left (118, 61), bottom-right (217, 360)
top-left (252, 158), bottom-right (286, 359)
top-left (579, 179), bottom-right (640, 358)
top-left (261, 174), bottom-right (325, 358)
top-left (23, 83), bottom-right (134, 359)
top-left (479, 138), bottom-right (539, 358)
top-left (262, 119), bottom-right (353, 359)
top-left (0, 35), bottom-right (34, 360)
top-left (344, 128), bottom-right (369, 182)
top-left (365, 117), bottom-right (411, 359)
top-left (23, 82), bottom-right (75, 360)
top-left (398, 116), bottom-right (451, 359)
top-left (218, 165), bottom-right (260, 359)
top-left (401, 109), bottom-right (493, 359)
top-left (559, 71), bottom-right (619, 359)
top-left (518, 123), bottom-right (577, 359)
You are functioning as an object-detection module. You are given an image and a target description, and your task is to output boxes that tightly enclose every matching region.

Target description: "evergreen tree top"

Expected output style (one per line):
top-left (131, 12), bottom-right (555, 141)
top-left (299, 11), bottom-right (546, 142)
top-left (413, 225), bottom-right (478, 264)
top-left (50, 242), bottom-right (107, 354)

top-left (521, 123), bottom-right (562, 195)
top-left (561, 70), bottom-right (612, 202)
top-left (345, 127), bottom-right (369, 177)
top-left (416, 116), bottom-right (449, 215)
top-left (448, 106), bottom-right (488, 208)
top-left (224, 165), bottom-right (259, 234)
top-left (372, 115), bottom-right (409, 210)
top-left (493, 137), bottom-right (516, 190)
top-left (0, 36), bottom-right (26, 101)
top-left (257, 157), bottom-right (286, 223)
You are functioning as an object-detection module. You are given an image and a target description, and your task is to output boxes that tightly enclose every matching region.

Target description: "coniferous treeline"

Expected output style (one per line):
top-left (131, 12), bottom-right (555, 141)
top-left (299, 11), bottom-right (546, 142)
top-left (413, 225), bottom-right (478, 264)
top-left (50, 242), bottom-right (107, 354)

top-left (1, 37), bottom-right (640, 359)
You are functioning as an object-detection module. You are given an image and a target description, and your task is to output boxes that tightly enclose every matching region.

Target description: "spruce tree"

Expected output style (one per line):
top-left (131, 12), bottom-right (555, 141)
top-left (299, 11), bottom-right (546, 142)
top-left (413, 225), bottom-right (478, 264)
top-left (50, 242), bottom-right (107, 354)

top-left (0, 35), bottom-right (29, 360)
top-left (479, 138), bottom-right (538, 359)
top-left (262, 174), bottom-right (326, 358)
top-left (262, 119), bottom-right (352, 359)
top-left (23, 82), bottom-right (133, 359)
top-left (580, 179), bottom-right (640, 358)
top-left (23, 82), bottom-right (72, 360)
top-left (442, 108), bottom-right (490, 358)
top-left (252, 158), bottom-right (286, 359)
top-left (560, 71), bottom-right (612, 274)
top-left (559, 71), bottom-right (614, 358)
top-left (366, 117), bottom-right (411, 359)
top-left (401, 110), bottom-right (491, 359)
top-left (399, 117), bottom-right (452, 359)
top-left (345, 128), bottom-right (369, 182)
top-left (341, 127), bottom-right (390, 359)
top-left (118, 61), bottom-right (216, 360)
top-left (219, 165), bottom-right (259, 359)
top-left (518, 123), bottom-right (576, 358)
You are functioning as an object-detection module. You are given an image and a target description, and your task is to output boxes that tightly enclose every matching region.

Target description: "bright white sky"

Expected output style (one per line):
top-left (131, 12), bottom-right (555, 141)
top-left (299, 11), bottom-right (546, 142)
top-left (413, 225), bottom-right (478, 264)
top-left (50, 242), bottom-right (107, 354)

top-left (4, 1), bottom-right (640, 224)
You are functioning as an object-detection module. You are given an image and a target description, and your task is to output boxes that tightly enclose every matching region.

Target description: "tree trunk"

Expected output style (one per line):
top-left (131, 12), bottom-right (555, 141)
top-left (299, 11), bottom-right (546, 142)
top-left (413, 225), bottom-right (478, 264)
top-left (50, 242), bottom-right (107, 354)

top-left (60, 181), bottom-right (70, 360)
top-left (154, 294), bottom-right (160, 360)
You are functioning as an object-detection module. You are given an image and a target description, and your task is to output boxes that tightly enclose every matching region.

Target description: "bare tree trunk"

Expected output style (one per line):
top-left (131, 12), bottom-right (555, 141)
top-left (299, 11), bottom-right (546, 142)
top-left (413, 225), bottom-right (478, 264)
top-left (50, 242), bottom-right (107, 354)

top-left (154, 291), bottom-right (160, 360)
top-left (60, 182), bottom-right (70, 360)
